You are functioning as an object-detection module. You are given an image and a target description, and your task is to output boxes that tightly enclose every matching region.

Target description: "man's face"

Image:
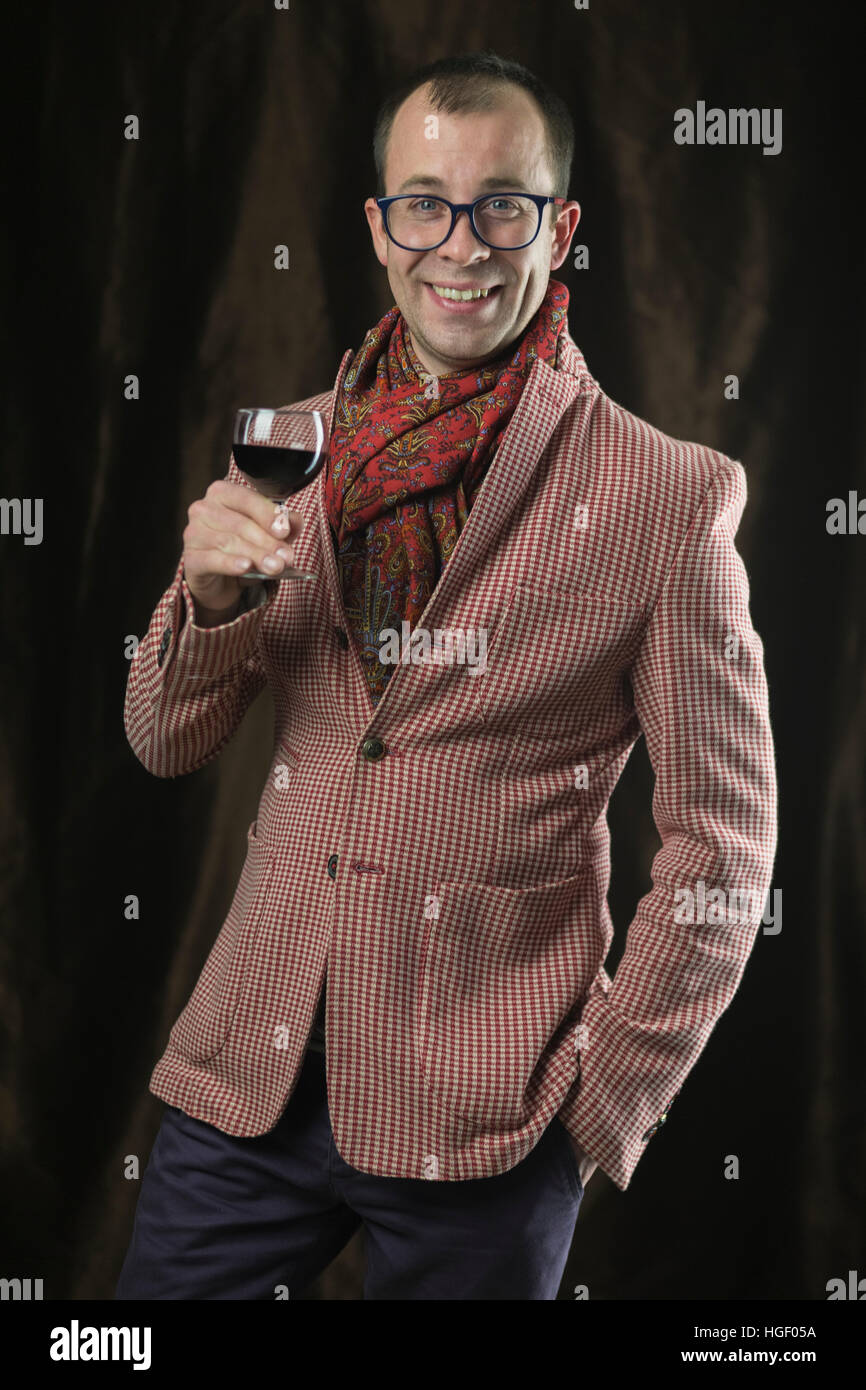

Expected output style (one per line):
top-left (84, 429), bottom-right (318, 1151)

top-left (364, 83), bottom-right (581, 377)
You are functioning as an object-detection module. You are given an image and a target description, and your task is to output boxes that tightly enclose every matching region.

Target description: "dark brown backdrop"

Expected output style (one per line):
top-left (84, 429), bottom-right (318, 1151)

top-left (2, 0), bottom-right (864, 1301)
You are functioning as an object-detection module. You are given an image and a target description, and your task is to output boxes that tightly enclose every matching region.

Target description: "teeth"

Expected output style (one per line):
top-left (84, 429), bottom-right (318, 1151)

top-left (432, 285), bottom-right (493, 300)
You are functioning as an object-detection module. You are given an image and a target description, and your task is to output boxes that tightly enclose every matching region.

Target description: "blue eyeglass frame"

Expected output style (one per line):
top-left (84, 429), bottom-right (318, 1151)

top-left (375, 193), bottom-right (567, 251)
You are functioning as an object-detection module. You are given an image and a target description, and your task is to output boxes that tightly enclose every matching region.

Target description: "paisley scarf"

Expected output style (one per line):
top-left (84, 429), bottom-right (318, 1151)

top-left (323, 276), bottom-right (569, 703)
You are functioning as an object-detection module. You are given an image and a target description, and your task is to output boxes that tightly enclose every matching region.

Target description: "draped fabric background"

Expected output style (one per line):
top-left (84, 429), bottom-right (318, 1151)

top-left (3, 0), bottom-right (863, 1301)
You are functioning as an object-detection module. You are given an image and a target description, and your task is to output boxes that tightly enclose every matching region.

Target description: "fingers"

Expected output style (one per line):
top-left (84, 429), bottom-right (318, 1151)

top-left (184, 482), bottom-right (306, 579)
top-left (205, 480), bottom-right (304, 543)
top-left (191, 546), bottom-right (295, 579)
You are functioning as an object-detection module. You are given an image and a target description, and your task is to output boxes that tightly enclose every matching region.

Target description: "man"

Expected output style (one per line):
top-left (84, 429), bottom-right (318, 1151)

top-left (116, 51), bottom-right (777, 1300)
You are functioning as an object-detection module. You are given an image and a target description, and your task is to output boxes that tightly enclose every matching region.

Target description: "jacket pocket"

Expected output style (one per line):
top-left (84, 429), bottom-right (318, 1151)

top-left (168, 820), bottom-right (276, 1063)
top-left (473, 580), bottom-right (647, 742)
top-left (414, 867), bottom-right (594, 1129)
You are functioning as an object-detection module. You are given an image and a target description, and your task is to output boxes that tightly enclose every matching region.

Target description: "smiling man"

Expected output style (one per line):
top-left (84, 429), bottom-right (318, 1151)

top-left (363, 78), bottom-right (579, 375)
top-left (118, 51), bottom-right (777, 1302)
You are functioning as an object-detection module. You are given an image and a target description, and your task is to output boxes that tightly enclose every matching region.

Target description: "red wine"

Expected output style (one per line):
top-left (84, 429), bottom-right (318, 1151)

top-left (232, 441), bottom-right (322, 494)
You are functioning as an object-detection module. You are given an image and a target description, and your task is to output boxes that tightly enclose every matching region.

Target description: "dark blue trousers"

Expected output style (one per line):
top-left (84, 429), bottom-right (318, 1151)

top-left (115, 1047), bottom-right (583, 1300)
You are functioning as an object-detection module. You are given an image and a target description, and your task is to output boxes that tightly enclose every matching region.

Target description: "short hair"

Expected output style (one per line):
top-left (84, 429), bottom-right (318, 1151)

top-left (372, 50), bottom-right (574, 204)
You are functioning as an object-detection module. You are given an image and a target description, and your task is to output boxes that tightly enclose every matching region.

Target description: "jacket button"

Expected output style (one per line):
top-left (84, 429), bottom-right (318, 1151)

top-left (641, 1112), bottom-right (668, 1143)
top-left (327, 853), bottom-right (338, 880)
top-left (361, 736), bottom-right (386, 761)
top-left (333, 627), bottom-right (349, 650)
top-left (641, 1088), bottom-right (679, 1143)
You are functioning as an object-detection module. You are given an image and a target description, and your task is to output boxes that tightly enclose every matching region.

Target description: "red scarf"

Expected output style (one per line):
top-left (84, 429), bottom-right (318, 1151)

top-left (323, 276), bottom-right (569, 702)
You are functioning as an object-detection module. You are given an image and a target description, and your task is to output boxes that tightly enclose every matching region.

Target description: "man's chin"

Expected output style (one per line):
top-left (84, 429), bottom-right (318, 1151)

top-left (413, 323), bottom-right (508, 373)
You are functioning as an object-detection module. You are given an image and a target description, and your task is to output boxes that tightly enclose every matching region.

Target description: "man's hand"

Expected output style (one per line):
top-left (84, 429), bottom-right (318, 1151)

top-left (182, 479), bottom-right (307, 618)
top-left (568, 1134), bottom-right (598, 1189)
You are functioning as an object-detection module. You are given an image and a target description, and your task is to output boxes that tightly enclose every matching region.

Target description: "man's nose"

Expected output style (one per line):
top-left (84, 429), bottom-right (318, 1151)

top-left (436, 210), bottom-right (490, 261)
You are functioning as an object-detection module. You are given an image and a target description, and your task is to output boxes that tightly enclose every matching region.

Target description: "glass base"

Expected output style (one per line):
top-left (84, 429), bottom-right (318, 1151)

top-left (242, 570), bottom-right (316, 582)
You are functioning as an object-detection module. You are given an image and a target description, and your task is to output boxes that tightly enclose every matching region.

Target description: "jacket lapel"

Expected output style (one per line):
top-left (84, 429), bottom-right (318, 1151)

top-left (419, 350), bottom-right (587, 634)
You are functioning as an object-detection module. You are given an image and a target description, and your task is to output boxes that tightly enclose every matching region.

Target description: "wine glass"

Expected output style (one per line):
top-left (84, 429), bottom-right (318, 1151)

top-left (231, 406), bottom-right (328, 582)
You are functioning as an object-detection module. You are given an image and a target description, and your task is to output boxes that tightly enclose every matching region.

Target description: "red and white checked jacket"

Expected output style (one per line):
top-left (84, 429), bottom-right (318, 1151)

top-left (125, 326), bottom-right (778, 1191)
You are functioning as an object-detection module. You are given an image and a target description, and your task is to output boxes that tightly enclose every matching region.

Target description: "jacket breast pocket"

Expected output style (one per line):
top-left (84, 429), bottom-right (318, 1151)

top-left (473, 580), bottom-right (647, 745)
top-left (168, 820), bottom-right (276, 1063)
top-left (414, 868), bottom-right (595, 1130)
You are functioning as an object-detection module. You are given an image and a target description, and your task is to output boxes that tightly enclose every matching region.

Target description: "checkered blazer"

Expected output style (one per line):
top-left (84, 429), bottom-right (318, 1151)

top-left (125, 326), bottom-right (778, 1191)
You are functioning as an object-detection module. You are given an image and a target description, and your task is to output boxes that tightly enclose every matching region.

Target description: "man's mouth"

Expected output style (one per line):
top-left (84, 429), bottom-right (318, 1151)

top-left (424, 282), bottom-right (502, 310)
top-left (429, 283), bottom-right (497, 300)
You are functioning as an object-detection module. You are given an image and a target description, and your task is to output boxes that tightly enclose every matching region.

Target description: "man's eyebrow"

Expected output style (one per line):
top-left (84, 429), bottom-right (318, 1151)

top-left (394, 174), bottom-right (531, 194)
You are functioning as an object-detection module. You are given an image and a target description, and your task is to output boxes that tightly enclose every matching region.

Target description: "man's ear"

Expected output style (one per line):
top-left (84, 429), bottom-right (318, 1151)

top-left (549, 201), bottom-right (581, 272)
top-left (364, 198), bottom-right (389, 268)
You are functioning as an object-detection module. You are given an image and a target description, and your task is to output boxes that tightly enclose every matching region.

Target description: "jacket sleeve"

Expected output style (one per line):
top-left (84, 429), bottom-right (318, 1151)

top-left (123, 457), bottom-right (282, 777)
top-left (123, 556), bottom-right (279, 778)
top-left (557, 457), bottom-right (778, 1191)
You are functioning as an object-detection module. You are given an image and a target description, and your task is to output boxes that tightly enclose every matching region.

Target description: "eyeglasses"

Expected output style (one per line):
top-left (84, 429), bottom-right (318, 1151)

top-left (376, 193), bottom-right (567, 251)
